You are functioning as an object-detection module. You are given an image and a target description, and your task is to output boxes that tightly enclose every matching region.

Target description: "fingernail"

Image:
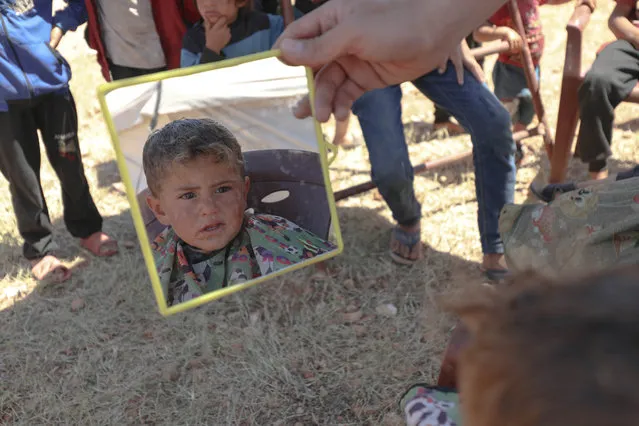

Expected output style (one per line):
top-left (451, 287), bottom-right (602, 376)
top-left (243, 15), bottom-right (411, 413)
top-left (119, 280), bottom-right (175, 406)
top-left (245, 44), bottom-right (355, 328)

top-left (281, 38), bottom-right (305, 56)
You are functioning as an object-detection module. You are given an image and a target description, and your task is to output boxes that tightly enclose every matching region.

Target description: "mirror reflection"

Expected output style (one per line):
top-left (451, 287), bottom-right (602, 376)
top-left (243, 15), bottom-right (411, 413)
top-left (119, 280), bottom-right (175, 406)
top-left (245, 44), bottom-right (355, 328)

top-left (103, 56), bottom-right (340, 310)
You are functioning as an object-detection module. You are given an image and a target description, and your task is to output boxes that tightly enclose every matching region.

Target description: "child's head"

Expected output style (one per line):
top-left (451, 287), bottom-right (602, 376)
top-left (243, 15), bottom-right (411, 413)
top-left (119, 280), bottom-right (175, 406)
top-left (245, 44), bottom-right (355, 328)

top-left (447, 266), bottom-right (639, 426)
top-left (143, 118), bottom-right (250, 252)
top-left (195, 0), bottom-right (251, 26)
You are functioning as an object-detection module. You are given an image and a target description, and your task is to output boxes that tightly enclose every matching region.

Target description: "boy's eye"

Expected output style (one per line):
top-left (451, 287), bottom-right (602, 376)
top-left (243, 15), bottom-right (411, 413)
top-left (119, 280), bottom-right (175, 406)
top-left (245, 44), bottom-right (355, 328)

top-left (216, 186), bottom-right (232, 194)
top-left (179, 192), bottom-right (196, 200)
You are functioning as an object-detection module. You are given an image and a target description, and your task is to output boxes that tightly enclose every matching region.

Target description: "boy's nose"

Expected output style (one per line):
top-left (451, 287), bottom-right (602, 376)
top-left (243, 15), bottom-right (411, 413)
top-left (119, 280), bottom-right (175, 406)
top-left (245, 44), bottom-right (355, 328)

top-left (199, 196), bottom-right (219, 214)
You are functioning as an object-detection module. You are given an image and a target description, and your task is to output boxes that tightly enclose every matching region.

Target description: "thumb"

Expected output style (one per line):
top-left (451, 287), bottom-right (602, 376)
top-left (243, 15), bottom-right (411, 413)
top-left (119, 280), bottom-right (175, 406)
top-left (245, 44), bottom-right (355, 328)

top-left (278, 27), bottom-right (350, 68)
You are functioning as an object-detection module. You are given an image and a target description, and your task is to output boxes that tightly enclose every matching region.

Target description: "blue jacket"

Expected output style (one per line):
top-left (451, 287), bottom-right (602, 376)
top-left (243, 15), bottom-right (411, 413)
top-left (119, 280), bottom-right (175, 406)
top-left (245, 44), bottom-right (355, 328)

top-left (0, 0), bottom-right (87, 111)
top-left (181, 10), bottom-right (285, 67)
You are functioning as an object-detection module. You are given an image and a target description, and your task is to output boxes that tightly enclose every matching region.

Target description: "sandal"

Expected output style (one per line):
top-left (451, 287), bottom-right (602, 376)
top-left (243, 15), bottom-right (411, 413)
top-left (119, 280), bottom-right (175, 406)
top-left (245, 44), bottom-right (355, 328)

top-left (390, 226), bottom-right (423, 265)
top-left (31, 255), bottom-right (72, 283)
top-left (481, 268), bottom-right (511, 282)
top-left (80, 232), bottom-right (119, 257)
top-left (529, 181), bottom-right (577, 203)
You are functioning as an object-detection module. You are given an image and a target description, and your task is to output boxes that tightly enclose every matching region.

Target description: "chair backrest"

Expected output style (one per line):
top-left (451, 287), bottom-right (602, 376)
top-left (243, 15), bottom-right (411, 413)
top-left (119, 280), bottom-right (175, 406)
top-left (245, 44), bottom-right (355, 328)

top-left (136, 149), bottom-right (332, 242)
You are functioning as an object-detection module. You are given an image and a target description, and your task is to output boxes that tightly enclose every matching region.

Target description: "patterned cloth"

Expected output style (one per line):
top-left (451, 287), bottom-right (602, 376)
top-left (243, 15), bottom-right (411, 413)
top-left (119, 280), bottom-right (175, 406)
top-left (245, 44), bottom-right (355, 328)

top-left (401, 386), bottom-right (462, 426)
top-left (500, 177), bottom-right (639, 276)
top-left (489, 0), bottom-right (548, 67)
top-left (152, 212), bottom-right (336, 306)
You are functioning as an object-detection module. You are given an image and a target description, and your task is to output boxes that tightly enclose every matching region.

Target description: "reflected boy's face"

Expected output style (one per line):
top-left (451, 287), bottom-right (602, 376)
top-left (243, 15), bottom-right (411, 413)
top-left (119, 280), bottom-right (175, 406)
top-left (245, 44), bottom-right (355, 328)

top-left (196, 0), bottom-right (244, 25)
top-left (147, 156), bottom-right (249, 253)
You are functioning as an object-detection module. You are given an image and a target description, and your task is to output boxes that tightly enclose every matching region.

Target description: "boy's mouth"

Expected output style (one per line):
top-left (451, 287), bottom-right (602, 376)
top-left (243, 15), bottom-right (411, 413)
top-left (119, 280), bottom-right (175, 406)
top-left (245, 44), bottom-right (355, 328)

top-left (200, 223), bottom-right (224, 233)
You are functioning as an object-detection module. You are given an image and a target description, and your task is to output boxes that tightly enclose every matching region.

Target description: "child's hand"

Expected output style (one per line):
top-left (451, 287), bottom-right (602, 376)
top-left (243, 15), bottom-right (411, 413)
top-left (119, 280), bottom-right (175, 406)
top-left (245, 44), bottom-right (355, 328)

top-left (49, 26), bottom-right (63, 49)
top-left (496, 27), bottom-right (523, 53)
top-left (204, 18), bottom-right (231, 54)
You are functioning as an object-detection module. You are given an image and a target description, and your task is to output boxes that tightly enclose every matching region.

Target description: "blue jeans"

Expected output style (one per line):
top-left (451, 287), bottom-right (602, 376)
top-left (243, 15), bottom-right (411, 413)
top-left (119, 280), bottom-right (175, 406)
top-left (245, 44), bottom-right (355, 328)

top-left (351, 64), bottom-right (516, 254)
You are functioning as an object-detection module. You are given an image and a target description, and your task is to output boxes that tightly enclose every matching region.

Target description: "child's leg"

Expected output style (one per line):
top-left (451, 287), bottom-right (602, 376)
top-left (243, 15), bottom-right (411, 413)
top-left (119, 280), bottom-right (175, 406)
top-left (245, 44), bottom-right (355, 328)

top-left (0, 105), bottom-right (57, 260)
top-left (331, 113), bottom-right (358, 148)
top-left (351, 86), bottom-right (423, 264)
top-left (576, 40), bottom-right (639, 180)
top-left (433, 104), bottom-right (465, 135)
top-left (413, 64), bottom-right (516, 277)
top-left (34, 90), bottom-right (117, 257)
top-left (492, 62), bottom-right (532, 165)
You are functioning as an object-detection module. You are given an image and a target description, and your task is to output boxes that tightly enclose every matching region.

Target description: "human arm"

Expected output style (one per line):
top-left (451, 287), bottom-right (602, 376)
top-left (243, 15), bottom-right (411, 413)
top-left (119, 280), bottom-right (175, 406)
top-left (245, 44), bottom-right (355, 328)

top-left (609, 1), bottom-right (639, 48)
top-left (473, 22), bottom-right (523, 53)
top-left (437, 38), bottom-right (486, 85)
top-left (273, 0), bottom-right (517, 122)
top-left (204, 18), bottom-right (231, 56)
top-left (50, 0), bottom-right (88, 48)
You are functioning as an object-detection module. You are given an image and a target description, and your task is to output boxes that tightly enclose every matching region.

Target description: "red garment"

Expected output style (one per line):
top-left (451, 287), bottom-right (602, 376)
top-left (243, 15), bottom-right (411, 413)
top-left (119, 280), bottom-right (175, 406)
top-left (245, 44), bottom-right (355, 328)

top-left (84, 0), bottom-right (201, 82)
top-left (614, 0), bottom-right (638, 19)
top-left (489, 0), bottom-right (547, 68)
top-left (615, 0), bottom-right (636, 8)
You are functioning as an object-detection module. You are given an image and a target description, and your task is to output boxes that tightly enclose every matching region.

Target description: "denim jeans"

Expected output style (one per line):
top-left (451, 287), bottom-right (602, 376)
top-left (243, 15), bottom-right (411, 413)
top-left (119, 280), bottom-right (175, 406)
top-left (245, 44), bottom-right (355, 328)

top-left (351, 63), bottom-right (516, 254)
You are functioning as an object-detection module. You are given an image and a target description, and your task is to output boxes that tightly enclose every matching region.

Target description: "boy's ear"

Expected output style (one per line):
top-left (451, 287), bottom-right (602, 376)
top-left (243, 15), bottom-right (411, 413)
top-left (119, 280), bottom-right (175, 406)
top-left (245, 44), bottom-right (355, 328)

top-left (244, 176), bottom-right (250, 199)
top-left (146, 193), bottom-right (171, 226)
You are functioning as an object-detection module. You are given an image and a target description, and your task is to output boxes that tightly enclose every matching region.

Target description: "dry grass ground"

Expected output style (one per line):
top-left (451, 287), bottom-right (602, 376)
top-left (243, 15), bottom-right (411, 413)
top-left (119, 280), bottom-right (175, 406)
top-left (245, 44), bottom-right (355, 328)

top-left (1, 2), bottom-right (638, 425)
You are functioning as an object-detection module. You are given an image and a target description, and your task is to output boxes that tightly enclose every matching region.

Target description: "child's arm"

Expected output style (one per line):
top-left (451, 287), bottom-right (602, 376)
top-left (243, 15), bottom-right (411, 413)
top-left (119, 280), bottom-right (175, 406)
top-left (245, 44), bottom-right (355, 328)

top-left (268, 14), bottom-right (286, 48)
top-left (201, 18), bottom-right (231, 63)
top-left (50, 0), bottom-right (88, 48)
top-left (473, 22), bottom-right (523, 53)
top-left (609, 1), bottom-right (639, 48)
top-left (544, 0), bottom-right (574, 4)
top-left (545, 0), bottom-right (596, 8)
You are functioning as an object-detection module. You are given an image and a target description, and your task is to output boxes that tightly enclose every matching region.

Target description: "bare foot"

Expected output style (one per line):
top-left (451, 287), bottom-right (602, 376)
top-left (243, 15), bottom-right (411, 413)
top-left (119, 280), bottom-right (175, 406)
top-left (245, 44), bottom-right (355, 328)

top-left (433, 121), bottom-right (466, 136)
top-left (389, 223), bottom-right (423, 265)
top-left (31, 255), bottom-right (72, 283)
top-left (80, 231), bottom-right (119, 257)
top-left (589, 170), bottom-right (609, 180)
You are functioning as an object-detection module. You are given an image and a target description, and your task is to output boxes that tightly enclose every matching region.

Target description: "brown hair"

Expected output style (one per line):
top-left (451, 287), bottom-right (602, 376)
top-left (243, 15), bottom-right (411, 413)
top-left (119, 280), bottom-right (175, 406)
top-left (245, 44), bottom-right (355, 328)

top-left (142, 118), bottom-right (244, 195)
top-left (193, 0), bottom-right (253, 15)
top-left (446, 266), bottom-right (639, 426)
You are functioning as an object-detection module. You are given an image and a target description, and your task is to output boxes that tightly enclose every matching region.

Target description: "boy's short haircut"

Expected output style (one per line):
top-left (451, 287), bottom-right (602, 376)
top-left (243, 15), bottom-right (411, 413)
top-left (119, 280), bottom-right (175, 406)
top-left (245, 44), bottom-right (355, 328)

top-left (142, 118), bottom-right (245, 195)
top-left (448, 265), bottom-right (639, 425)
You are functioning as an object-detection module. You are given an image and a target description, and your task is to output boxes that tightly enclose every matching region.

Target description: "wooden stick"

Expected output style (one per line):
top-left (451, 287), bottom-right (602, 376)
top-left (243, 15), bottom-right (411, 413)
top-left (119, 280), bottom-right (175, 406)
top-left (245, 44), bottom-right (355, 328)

top-left (281, 0), bottom-right (295, 27)
top-left (507, 0), bottom-right (554, 159)
top-left (333, 126), bottom-right (541, 201)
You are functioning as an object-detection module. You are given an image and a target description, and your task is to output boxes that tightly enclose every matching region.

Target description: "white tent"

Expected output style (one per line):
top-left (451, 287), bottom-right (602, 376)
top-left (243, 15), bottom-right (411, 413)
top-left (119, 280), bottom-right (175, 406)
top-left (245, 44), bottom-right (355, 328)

top-left (104, 56), bottom-right (320, 195)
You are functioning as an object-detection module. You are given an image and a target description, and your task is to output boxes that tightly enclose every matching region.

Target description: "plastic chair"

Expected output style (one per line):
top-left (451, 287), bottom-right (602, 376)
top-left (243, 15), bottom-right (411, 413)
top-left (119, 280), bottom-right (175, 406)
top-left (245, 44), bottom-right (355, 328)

top-left (550, 2), bottom-right (639, 183)
top-left (137, 149), bottom-right (332, 242)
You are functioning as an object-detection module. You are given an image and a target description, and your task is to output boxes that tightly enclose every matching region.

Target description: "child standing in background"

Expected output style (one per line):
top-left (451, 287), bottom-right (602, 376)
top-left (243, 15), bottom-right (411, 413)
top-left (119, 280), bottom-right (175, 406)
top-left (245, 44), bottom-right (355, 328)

top-left (473, 0), bottom-right (574, 164)
top-left (0, 0), bottom-right (118, 283)
top-left (181, 0), bottom-right (283, 66)
top-left (574, 0), bottom-right (639, 180)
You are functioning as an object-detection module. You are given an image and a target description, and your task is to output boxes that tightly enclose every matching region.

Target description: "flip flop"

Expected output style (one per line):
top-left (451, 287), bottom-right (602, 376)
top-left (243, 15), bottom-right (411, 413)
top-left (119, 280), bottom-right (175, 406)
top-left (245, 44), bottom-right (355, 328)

top-left (31, 255), bottom-right (72, 283)
top-left (481, 268), bottom-right (511, 282)
top-left (529, 181), bottom-right (577, 203)
top-left (390, 226), bottom-right (423, 266)
top-left (80, 232), bottom-right (119, 257)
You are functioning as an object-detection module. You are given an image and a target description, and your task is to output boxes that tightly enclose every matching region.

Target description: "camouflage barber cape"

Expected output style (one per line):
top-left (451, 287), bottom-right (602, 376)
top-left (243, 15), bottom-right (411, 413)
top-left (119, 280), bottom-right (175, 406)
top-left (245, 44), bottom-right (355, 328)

top-left (152, 212), bottom-right (336, 306)
top-left (401, 386), bottom-right (462, 426)
top-left (500, 177), bottom-right (639, 277)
